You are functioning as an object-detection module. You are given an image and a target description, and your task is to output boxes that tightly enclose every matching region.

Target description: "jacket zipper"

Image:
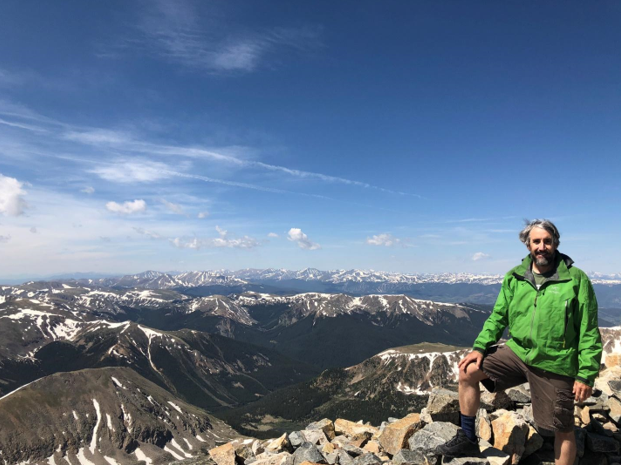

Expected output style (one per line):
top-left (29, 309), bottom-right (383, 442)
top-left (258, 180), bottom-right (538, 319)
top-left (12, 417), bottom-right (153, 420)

top-left (563, 300), bottom-right (568, 348)
top-left (527, 289), bottom-right (539, 364)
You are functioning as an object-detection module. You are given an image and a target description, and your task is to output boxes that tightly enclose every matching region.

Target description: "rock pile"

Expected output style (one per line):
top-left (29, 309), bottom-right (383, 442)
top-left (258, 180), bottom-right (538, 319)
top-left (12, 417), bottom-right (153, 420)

top-left (209, 363), bottom-right (621, 465)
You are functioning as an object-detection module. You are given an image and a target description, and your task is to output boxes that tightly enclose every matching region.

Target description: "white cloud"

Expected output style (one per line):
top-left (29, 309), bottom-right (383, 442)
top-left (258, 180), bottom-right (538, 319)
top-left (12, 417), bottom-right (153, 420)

top-left (472, 252), bottom-right (490, 261)
top-left (171, 225), bottom-right (259, 249)
top-left (91, 159), bottom-right (173, 183)
top-left (0, 173), bottom-right (28, 216)
top-left (105, 199), bottom-right (147, 215)
top-left (197, 211), bottom-right (209, 219)
top-left (81, 186), bottom-right (95, 194)
top-left (267, 232), bottom-right (279, 238)
top-left (133, 227), bottom-right (162, 240)
top-left (287, 228), bottom-right (320, 250)
top-left (366, 233), bottom-right (402, 247)
top-left (162, 199), bottom-right (186, 215)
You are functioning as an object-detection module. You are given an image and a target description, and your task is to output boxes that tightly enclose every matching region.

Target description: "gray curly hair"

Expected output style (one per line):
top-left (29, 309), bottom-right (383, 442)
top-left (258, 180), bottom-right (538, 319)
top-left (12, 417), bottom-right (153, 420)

top-left (518, 219), bottom-right (561, 247)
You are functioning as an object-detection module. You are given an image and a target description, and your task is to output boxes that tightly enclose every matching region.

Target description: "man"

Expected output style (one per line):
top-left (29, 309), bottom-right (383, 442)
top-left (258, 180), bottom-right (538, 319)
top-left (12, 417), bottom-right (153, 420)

top-left (437, 219), bottom-right (602, 465)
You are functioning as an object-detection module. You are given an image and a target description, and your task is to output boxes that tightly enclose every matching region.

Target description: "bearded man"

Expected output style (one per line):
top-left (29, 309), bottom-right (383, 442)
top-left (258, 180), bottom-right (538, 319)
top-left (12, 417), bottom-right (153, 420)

top-left (437, 219), bottom-right (602, 465)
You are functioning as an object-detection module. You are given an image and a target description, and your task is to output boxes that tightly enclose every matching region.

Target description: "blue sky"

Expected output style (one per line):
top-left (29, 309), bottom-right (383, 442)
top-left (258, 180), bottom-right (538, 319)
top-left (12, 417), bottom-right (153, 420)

top-left (1, 1), bottom-right (620, 279)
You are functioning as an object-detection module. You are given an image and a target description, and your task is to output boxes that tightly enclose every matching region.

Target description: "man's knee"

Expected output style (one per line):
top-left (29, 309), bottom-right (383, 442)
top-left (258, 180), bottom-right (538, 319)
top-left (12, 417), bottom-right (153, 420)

top-left (459, 363), bottom-right (487, 386)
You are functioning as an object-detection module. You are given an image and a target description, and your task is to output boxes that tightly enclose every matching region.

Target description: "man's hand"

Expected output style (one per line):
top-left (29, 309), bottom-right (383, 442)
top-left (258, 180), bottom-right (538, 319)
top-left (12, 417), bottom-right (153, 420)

top-left (458, 351), bottom-right (484, 373)
top-left (573, 381), bottom-right (592, 403)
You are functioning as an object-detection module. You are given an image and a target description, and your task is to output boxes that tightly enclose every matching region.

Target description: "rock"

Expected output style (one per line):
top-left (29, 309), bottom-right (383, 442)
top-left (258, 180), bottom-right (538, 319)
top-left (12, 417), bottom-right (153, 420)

top-left (293, 443), bottom-right (327, 465)
top-left (606, 355), bottom-right (621, 369)
top-left (479, 439), bottom-right (511, 465)
top-left (338, 450), bottom-right (354, 465)
top-left (420, 408), bottom-right (433, 425)
top-left (352, 453), bottom-right (382, 465)
top-left (341, 444), bottom-right (366, 458)
top-left (604, 423), bottom-right (618, 433)
top-left (304, 430), bottom-right (329, 446)
top-left (290, 432), bottom-right (307, 449)
top-left (253, 453), bottom-right (295, 465)
top-left (523, 425), bottom-right (543, 459)
top-left (609, 398), bottom-right (621, 424)
top-left (505, 385), bottom-right (531, 404)
top-left (520, 405), bottom-right (536, 427)
top-left (408, 421), bottom-right (460, 456)
top-left (266, 434), bottom-right (292, 453)
top-left (350, 435), bottom-right (371, 449)
top-left (233, 439), bottom-right (257, 462)
top-left (441, 456), bottom-right (490, 465)
top-left (308, 419), bottom-right (337, 441)
top-left (253, 440), bottom-right (267, 457)
top-left (392, 449), bottom-right (427, 465)
top-left (378, 413), bottom-right (424, 456)
top-left (579, 406), bottom-right (592, 426)
top-left (481, 391), bottom-right (514, 412)
top-left (490, 411), bottom-right (529, 464)
top-left (477, 409), bottom-right (493, 443)
top-left (324, 453), bottom-right (339, 465)
top-left (593, 414), bottom-right (608, 423)
top-left (335, 419), bottom-right (379, 438)
top-left (609, 380), bottom-right (621, 396)
top-left (362, 440), bottom-right (381, 455)
top-left (210, 443), bottom-right (237, 465)
top-left (322, 443), bottom-right (336, 455)
top-left (586, 433), bottom-right (620, 454)
top-left (426, 389), bottom-right (461, 424)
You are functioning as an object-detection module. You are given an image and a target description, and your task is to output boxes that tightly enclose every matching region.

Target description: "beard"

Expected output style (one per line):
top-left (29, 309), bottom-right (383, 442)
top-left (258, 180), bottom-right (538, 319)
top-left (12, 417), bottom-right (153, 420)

top-left (532, 252), bottom-right (553, 267)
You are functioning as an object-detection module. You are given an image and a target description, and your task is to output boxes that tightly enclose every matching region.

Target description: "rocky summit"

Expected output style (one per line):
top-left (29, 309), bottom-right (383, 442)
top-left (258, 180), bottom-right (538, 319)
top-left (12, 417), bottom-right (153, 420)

top-left (208, 356), bottom-right (621, 465)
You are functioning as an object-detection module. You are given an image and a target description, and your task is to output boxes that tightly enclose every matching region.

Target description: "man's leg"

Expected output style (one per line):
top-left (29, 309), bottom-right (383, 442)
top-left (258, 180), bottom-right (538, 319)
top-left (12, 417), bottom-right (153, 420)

top-left (554, 430), bottom-right (576, 465)
top-left (459, 361), bottom-right (489, 417)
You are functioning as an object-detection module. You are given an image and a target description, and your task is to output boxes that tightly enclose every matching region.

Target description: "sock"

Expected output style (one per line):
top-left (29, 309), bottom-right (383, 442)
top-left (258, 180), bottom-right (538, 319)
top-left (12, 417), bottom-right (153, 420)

top-left (460, 414), bottom-right (477, 442)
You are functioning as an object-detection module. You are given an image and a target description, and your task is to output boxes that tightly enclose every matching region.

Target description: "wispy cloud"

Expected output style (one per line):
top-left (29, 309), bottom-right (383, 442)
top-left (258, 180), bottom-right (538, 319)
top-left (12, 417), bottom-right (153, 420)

top-left (267, 232), bottom-right (279, 238)
top-left (81, 186), bottom-right (95, 194)
top-left (366, 233), bottom-right (405, 247)
top-left (161, 199), bottom-right (187, 216)
top-left (472, 252), bottom-right (490, 261)
top-left (171, 226), bottom-right (259, 249)
top-left (287, 228), bottom-right (320, 250)
top-left (197, 211), bottom-right (209, 219)
top-left (120, 0), bottom-right (323, 74)
top-left (0, 173), bottom-right (28, 217)
top-left (105, 199), bottom-right (147, 215)
top-left (90, 159), bottom-right (175, 183)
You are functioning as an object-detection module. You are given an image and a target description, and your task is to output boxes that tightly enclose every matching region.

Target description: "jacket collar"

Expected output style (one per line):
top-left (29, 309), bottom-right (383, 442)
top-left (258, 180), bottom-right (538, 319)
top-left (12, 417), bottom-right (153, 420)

top-left (514, 252), bottom-right (573, 282)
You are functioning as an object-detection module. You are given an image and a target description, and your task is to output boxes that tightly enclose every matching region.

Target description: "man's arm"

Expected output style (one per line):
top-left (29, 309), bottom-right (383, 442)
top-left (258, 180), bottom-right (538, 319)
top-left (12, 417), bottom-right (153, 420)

top-left (575, 274), bottom-right (602, 388)
top-left (472, 273), bottom-right (513, 353)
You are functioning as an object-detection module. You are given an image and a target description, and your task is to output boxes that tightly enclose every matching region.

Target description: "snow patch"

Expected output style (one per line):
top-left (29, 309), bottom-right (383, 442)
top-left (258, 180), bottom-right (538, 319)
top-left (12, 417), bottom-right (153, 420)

top-left (167, 401), bottom-right (183, 414)
top-left (90, 399), bottom-right (102, 453)
top-left (134, 448), bottom-right (153, 465)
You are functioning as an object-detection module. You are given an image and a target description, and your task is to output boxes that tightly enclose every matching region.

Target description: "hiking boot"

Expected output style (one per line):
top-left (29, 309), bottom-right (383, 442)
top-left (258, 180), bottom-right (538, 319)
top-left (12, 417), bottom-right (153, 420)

top-left (435, 429), bottom-right (480, 457)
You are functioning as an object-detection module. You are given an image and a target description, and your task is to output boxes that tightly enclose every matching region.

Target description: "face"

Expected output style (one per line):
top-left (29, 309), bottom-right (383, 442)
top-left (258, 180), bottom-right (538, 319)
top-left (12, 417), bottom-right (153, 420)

top-left (527, 227), bottom-right (557, 267)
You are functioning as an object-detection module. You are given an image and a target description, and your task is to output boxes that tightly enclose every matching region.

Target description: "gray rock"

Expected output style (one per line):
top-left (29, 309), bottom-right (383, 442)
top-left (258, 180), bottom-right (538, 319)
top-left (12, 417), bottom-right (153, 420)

top-left (426, 390), bottom-right (461, 425)
top-left (480, 391), bottom-right (515, 412)
top-left (324, 452), bottom-right (339, 465)
top-left (351, 453), bottom-right (381, 465)
top-left (608, 380), bottom-right (621, 397)
top-left (379, 422), bottom-right (388, 435)
top-left (388, 417), bottom-right (400, 423)
top-left (393, 449), bottom-right (427, 465)
top-left (338, 450), bottom-right (354, 465)
top-left (505, 385), bottom-right (531, 404)
top-left (586, 433), bottom-right (620, 454)
top-left (408, 421), bottom-right (460, 455)
top-left (293, 442), bottom-right (327, 465)
top-left (289, 432), bottom-right (306, 449)
top-left (341, 444), bottom-right (365, 458)
top-left (519, 405), bottom-right (536, 427)
top-left (304, 429), bottom-right (329, 446)
top-left (441, 456), bottom-right (490, 465)
top-left (307, 419), bottom-right (336, 441)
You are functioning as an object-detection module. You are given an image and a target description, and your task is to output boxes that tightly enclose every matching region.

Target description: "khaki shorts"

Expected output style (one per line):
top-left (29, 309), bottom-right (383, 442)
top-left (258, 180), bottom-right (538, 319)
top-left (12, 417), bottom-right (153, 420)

top-left (480, 345), bottom-right (575, 432)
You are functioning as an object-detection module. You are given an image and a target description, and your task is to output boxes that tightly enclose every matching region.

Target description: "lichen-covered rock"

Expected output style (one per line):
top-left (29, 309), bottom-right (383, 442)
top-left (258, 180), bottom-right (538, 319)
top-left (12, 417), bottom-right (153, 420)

top-left (293, 443), bottom-right (327, 465)
top-left (408, 421), bottom-right (460, 456)
top-left (490, 411), bottom-right (529, 464)
top-left (378, 413), bottom-right (424, 456)
top-left (392, 449), bottom-right (427, 465)
top-left (351, 453), bottom-right (382, 465)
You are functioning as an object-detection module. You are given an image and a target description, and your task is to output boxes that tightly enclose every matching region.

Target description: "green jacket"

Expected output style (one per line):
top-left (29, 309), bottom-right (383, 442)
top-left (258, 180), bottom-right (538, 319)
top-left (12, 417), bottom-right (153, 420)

top-left (473, 253), bottom-right (602, 387)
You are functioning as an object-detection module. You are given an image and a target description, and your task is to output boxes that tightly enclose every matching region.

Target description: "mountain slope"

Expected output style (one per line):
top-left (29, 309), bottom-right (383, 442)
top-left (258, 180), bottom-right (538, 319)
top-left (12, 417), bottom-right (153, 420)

top-left (0, 366), bottom-right (239, 465)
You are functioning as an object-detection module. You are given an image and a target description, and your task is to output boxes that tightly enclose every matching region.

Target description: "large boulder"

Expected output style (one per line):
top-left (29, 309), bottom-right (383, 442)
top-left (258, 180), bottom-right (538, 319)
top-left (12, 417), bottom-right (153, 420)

top-left (210, 443), bottom-right (237, 465)
top-left (293, 443), bottom-right (327, 465)
top-left (490, 411), bottom-right (529, 464)
top-left (408, 421), bottom-right (460, 457)
top-left (378, 413), bottom-right (424, 456)
top-left (426, 389), bottom-right (461, 424)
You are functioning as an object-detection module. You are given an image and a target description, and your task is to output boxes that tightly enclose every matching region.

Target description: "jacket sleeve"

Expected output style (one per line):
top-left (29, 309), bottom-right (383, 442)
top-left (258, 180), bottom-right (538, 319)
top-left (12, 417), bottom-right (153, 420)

top-left (473, 273), bottom-right (513, 353)
top-left (575, 275), bottom-right (602, 387)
